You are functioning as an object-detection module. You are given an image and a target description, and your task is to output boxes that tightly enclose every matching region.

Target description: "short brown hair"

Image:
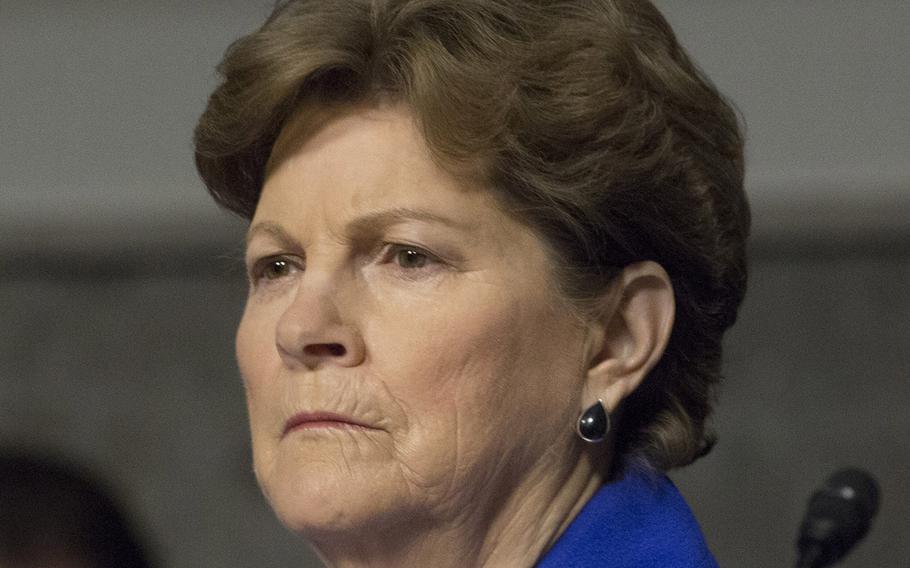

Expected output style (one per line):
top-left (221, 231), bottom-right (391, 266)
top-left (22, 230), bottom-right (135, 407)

top-left (194, 0), bottom-right (750, 471)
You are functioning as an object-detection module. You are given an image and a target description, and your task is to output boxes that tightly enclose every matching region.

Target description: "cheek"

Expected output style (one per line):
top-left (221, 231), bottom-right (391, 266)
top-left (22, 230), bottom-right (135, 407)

top-left (235, 303), bottom-right (281, 459)
top-left (370, 285), bottom-right (583, 476)
top-left (236, 304), bottom-right (272, 394)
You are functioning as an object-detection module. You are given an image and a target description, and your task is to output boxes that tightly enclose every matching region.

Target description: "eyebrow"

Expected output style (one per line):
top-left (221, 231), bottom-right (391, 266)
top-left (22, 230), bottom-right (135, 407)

top-left (245, 207), bottom-right (474, 250)
top-left (245, 221), bottom-right (299, 251)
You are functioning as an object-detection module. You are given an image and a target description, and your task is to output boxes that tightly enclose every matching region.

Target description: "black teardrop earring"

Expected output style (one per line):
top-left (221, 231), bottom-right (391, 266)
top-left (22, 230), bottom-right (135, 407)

top-left (576, 399), bottom-right (610, 443)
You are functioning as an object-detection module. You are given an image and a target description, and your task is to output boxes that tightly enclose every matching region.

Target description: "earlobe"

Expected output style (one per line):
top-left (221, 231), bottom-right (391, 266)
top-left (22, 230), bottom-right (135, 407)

top-left (582, 261), bottom-right (675, 413)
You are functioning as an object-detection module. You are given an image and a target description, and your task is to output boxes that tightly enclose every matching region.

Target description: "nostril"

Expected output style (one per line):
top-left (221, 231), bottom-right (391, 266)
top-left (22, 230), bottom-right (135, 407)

top-left (304, 343), bottom-right (347, 358)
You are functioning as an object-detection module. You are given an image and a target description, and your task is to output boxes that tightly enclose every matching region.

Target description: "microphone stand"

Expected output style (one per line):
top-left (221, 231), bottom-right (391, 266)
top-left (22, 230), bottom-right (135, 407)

top-left (795, 542), bottom-right (823, 568)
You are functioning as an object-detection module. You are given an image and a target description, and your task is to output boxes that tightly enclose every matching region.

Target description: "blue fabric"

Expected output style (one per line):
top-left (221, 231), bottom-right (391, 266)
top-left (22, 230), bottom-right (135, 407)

top-left (535, 466), bottom-right (719, 568)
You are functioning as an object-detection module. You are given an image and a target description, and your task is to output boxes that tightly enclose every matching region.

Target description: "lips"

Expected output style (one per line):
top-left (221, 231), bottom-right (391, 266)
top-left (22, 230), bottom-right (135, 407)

top-left (283, 412), bottom-right (377, 436)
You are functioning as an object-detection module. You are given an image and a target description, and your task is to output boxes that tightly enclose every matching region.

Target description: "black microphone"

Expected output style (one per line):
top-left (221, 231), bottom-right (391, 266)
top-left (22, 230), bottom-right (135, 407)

top-left (795, 468), bottom-right (881, 568)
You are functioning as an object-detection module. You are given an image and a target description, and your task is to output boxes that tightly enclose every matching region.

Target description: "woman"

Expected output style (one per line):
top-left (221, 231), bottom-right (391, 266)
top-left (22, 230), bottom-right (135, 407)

top-left (194, 1), bottom-right (749, 566)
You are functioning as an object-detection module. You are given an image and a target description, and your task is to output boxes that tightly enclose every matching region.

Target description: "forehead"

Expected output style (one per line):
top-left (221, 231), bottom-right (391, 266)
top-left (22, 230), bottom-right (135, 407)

top-left (257, 103), bottom-right (499, 224)
top-left (266, 101), bottom-right (392, 180)
top-left (266, 100), bottom-right (488, 191)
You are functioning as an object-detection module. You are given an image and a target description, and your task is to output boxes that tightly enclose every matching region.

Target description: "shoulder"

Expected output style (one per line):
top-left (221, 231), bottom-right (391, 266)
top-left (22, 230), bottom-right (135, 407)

top-left (536, 466), bottom-right (718, 568)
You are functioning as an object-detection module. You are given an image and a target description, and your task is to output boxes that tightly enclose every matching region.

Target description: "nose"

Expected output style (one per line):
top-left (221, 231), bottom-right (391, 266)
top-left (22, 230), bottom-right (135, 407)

top-left (275, 278), bottom-right (366, 370)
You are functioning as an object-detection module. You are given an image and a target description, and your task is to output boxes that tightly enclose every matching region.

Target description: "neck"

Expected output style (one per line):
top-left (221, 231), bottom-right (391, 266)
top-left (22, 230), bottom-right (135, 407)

top-left (310, 449), bottom-right (607, 568)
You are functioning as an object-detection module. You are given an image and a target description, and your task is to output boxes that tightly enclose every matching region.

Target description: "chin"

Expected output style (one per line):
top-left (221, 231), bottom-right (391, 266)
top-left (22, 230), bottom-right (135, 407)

top-left (257, 448), bottom-right (413, 537)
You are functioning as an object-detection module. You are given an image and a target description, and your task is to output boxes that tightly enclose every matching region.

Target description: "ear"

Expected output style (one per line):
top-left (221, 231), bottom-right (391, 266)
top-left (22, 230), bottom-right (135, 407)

top-left (582, 261), bottom-right (675, 414)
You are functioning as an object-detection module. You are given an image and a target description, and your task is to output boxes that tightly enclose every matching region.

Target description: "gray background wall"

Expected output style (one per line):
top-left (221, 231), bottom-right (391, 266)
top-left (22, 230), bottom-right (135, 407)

top-left (2, 1), bottom-right (908, 567)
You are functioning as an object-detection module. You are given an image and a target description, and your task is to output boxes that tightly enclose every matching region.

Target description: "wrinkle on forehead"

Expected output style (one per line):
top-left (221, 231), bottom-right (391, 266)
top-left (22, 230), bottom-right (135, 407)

top-left (265, 100), bottom-right (489, 193)
top-left (266, 101), bottom-right (417, 181)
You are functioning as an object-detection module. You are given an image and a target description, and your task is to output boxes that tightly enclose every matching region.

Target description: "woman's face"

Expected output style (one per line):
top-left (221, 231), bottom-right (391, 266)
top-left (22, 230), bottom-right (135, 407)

top-left (238, 104), bottom-right (591, 540)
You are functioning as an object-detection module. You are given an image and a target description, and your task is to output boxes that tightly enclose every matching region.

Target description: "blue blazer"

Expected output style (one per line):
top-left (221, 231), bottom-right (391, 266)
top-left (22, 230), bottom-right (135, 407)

top-left (535, 466), bottom-right (719, 567)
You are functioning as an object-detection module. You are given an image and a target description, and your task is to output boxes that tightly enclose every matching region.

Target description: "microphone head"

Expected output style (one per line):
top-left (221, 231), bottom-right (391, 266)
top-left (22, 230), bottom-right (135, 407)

top-left (797, 467), bottom-right (881, 568)
top-left (819, 468), bottom-right (880, 521)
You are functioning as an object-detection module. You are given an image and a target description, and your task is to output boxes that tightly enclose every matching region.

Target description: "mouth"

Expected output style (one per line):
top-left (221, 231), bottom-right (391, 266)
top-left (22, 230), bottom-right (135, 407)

top-left (282, 412), bottom-right (378, 436)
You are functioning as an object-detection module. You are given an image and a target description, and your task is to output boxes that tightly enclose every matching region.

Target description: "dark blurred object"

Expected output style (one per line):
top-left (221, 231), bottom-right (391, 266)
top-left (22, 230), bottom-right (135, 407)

top-left (0, 448), bottom-right (153, 568)
top-left (795, 468), bottom-right (881, 568)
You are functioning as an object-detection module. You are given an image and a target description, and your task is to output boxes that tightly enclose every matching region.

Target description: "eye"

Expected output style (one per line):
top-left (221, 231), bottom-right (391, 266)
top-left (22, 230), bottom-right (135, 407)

top-left (263, 259), bottom-right (292, 279)
top-left (248, 255), bottom-right (300, 285)
top-left (395, 248), bottom-right (430, 269)
top-left (380, 243), bottom-right (443, 272)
